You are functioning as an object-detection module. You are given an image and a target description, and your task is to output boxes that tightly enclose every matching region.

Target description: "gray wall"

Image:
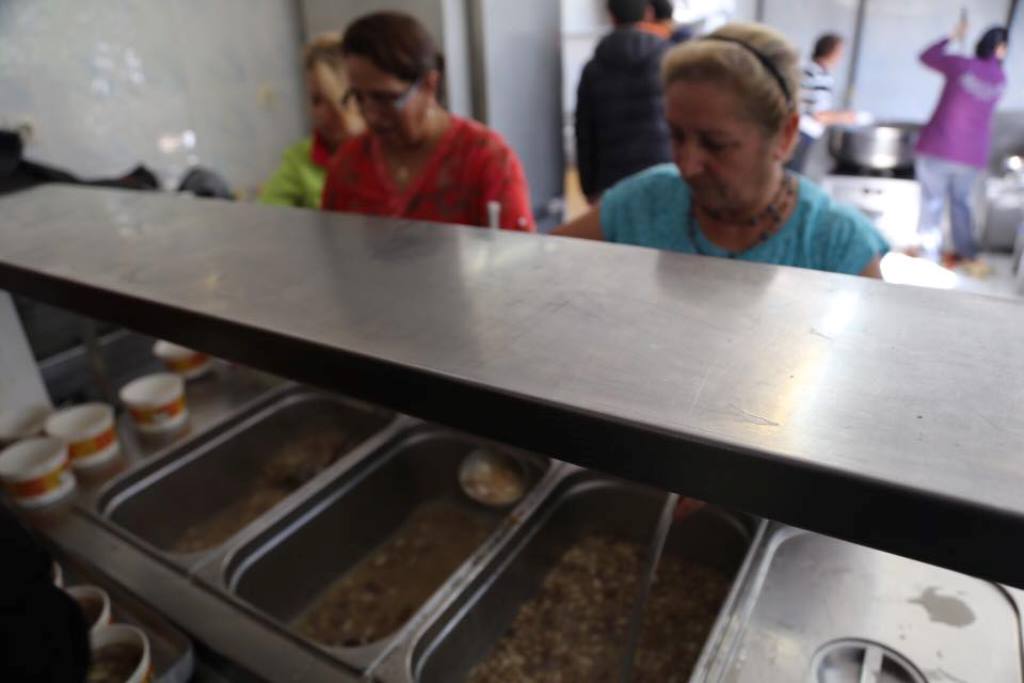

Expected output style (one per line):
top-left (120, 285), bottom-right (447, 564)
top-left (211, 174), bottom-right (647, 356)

top-left (852, 0), bottom-right (1010, 121)
top-left (1000, 0), bottom-right (1024, 111)
top-left (476, 0), bottom-right (564, 221)
top-left (0, 0), bottom-right (307, 197)
top-left (561, 0), bottom-right (1020, 122)
top-left (560, 0), bottom-right (607, 118)
top-left (763, 0), bottom-right (859, 106)
top-left (763, 0), bottom-right (1023, 166)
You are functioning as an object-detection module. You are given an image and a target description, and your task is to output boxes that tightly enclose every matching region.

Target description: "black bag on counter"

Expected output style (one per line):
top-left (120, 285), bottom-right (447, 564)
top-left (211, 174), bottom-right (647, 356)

top-left (0, 129), bottom-right (159, 196)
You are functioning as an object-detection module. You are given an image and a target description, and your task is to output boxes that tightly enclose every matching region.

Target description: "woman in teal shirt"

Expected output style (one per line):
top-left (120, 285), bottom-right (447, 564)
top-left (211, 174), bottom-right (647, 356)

top-left (556, 23), bottom-right (887, 278)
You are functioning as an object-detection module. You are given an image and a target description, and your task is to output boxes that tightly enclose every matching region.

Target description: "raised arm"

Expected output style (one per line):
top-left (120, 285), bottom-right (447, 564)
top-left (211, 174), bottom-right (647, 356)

top-left (920, 18), bottom-right (969, 75)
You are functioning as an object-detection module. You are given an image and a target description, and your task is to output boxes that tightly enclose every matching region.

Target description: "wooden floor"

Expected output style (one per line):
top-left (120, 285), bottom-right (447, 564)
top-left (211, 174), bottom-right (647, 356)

top-left (563, 166), bottom-right (590, 222)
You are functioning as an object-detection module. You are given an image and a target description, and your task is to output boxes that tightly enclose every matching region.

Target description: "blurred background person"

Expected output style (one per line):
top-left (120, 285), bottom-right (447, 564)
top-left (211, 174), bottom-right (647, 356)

top-left (787, 33), bottom-right (859, 173)
top-left (260, 33), bottom-right (364, 209)
top-left (637, 0), bottom-right (669, 39)
top-left (915, 17), bottom-right (1008, 275)
top-left (576, 0), bottom-right (672, 203)
top-left (321, 12), bottom-right (534, 231)
top-left (556, 23), bottom-right (887, 278)
top-left (645, 0), bottom-right (692, 44)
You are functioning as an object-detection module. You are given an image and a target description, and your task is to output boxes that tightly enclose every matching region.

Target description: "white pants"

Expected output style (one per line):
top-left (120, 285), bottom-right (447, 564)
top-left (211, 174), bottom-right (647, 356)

top-left (915, 154), bottom-right (981, 260)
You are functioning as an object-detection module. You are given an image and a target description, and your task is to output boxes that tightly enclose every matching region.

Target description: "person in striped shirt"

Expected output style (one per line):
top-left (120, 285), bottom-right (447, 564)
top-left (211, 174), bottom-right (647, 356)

top-left (787, 33), bottom-right (858, 173)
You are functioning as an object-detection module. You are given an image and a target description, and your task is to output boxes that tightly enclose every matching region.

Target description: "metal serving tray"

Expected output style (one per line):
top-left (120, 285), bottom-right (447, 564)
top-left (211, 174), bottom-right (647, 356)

top-left (219, 427), bottom-right (553, 673)
top-left (704, 526), bottom-right (1024, 683)
top-left (374, 473), bottom-right (759, 683)
top-left (96, 390), bottom-right (396, 567)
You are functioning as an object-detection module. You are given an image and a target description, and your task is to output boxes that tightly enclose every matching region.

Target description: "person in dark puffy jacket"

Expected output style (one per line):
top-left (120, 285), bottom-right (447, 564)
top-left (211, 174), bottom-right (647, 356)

top-left (576, 0), bottom-right (672, 201)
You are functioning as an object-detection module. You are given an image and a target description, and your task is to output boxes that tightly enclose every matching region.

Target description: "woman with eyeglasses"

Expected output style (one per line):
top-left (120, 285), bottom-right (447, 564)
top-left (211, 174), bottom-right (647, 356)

top-left (260, 34), bottom-right (364, 209)
top-left (555, 23), bottom-right (887, 277)
top-left (321, 11), bottom-right (535, 232)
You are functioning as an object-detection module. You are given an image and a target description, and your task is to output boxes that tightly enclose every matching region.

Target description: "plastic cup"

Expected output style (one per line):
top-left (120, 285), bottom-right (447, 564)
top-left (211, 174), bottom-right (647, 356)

top-left (67, 584), bottom-right (113, 635)
top-left (45, 403), bottom-right (119, 470)
top-left (0, 437), bottom-right (74, 508)
top-left (152, 340), bottom-right (212, 381)
top-left (119, 373), bottom-right (188, 436)
top-left (89, 624), bottom-right (152, 683)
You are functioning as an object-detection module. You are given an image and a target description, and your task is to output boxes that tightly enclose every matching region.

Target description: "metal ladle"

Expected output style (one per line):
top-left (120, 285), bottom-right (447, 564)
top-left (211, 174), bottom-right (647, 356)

top-left (458, 448), bottom-right (527, 508)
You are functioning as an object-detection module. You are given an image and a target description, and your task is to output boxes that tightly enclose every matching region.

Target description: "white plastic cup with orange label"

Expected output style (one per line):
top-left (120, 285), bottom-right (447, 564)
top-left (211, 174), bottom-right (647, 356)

top-left (120, 373), bottom-right (188, 436)
top-left (45, 403), bottom-right (120, 471)
top-left (0, 437), bottom-right (75, 508)
top-left (152, 340), bottom-right (212, 380)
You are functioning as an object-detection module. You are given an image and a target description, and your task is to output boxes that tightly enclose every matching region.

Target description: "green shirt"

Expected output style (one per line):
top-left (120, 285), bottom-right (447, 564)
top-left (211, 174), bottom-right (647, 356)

top-left (259, 138), bottom-right (326, 209)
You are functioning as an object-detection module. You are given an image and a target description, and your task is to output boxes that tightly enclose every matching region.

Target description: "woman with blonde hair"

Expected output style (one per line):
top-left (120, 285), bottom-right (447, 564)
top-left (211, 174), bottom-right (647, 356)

top-left (556, 23), bottom-right (887, 277)
top-left (260, 33), bottom-right (364, 208)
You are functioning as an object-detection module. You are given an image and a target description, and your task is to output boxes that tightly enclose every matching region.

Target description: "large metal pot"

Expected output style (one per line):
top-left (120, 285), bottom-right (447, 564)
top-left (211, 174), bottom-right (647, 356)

top-left (828, 122), bottom-right (921, 171)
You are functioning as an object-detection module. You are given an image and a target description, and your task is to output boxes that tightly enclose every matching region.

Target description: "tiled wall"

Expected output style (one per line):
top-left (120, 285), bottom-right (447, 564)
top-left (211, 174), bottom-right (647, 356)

top-left (0, 0), bottom-right (307, 196)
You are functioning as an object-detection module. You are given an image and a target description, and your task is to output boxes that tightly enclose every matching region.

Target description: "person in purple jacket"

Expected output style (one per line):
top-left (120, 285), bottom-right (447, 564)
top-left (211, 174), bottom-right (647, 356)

top-left (916, 18), bottom-right (1008, 274)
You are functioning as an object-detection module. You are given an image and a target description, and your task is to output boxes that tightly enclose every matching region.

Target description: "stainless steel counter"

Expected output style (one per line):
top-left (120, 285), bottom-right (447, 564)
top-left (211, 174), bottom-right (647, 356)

top-left (2, 185), bottom-right (1023, 586)
top-left (23, 372), bottom-right (358, 682)
top-left (705, 525), bottom-right (1024, 683)
top-left (35, 509), bottom-right (361, 682)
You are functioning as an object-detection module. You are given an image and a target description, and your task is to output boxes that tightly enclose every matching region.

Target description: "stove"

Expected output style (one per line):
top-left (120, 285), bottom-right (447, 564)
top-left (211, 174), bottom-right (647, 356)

top-left (830, 161), bottom-right (916, 180)
top-left (822, 171), bottom-right (921, 251)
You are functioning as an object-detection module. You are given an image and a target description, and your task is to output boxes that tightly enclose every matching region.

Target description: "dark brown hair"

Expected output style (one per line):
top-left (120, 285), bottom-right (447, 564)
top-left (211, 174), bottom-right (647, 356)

top-left (341, 12), bottom-right (443, 84)
top-left (607, 0), bottom-right (647, 24)
top-left (812, 33), bottom-right (843, 61)
top-left (976, 26), bottom-right (1008, 59)
top-left (650, 0), bottom-right (674, 21)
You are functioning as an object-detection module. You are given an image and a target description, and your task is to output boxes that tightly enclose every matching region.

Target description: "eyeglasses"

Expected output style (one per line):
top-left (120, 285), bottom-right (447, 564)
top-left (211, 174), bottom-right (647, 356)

top-left (342, 79), bottom-right (421, 112)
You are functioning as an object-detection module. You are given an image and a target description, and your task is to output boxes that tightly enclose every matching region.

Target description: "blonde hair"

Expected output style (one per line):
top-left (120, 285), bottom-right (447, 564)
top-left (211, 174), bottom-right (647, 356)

top-left (303, 32), bottom-right (363, 137)
top-left (303, 32), bottom-right (345, 72)
top-left (661, 23), bottom-right (799, 133)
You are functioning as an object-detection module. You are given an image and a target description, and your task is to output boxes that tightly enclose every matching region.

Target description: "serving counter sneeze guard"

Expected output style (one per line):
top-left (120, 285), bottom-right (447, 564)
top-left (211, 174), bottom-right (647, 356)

top-left (2, 185), bottom-right (1024, 682)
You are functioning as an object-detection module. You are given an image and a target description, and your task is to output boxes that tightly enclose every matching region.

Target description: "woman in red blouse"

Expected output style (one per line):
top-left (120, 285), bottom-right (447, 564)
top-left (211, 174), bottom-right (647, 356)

top-left (321, 12), bottom-right (535, 232)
